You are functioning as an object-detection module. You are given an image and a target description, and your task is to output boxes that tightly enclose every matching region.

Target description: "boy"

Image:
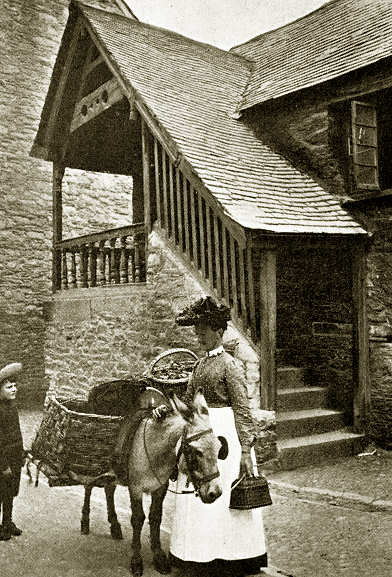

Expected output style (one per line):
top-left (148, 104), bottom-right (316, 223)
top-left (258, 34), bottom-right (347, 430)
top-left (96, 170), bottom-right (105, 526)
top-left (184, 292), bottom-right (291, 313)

top-left (0, 362), bottom-right (24, 540)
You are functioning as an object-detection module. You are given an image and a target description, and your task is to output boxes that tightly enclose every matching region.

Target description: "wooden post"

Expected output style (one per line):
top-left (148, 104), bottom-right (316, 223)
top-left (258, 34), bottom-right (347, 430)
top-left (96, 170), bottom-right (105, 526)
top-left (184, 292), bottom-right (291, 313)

top-left (259, 250), bottom-right (277, 411)
top-left (154, 139), bottom-right (161, 229)
top-left (352, 246), bottom-right (370, 433)
top-left (52, 161), bottom-right (65, 292)
top-left (198, 197), bottom-right (206, 278)
top-left (222, 226), bottom-right (230, 308)
top-left (141, 119), bottom-right (151, 233)
top-left (246, 242), bottom-right (257, 342)
top-left (214, 215), bottom-right (222, 297)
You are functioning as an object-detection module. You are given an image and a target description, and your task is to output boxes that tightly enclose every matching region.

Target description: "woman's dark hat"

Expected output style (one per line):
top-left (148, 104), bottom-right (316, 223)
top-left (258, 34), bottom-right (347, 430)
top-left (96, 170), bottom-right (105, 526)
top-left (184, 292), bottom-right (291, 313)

top-left (176, 296), bottom-right (231, 327)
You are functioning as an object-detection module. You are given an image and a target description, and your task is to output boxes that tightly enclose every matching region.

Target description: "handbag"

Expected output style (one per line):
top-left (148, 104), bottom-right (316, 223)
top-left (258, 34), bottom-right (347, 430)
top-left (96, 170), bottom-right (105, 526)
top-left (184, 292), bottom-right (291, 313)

top-left (229, 473), bottom-right (272, 509)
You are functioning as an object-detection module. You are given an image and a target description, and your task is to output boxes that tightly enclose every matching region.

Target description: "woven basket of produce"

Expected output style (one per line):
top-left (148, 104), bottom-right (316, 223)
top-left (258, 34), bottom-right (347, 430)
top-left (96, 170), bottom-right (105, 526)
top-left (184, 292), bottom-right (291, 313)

top-left (147, 348), bottom-right (198, 387)
top-left (31, 396), bottom-right (124, 486)
top-left (229, 474), bottom-right (272, 510)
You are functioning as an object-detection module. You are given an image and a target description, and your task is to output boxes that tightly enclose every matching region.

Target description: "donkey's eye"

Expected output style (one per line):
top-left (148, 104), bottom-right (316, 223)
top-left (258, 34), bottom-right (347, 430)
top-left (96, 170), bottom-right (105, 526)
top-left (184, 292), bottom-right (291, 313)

top-left (200, 406), bottom-right (209, 416)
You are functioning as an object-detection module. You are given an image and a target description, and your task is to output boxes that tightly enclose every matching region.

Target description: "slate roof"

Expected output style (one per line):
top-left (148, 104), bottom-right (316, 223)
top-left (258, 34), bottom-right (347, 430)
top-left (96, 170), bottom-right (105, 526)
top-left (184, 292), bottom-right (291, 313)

top-left (231, 0), bottom-right (392, 110)
top-left (35, 1), bottom-right (366, 236)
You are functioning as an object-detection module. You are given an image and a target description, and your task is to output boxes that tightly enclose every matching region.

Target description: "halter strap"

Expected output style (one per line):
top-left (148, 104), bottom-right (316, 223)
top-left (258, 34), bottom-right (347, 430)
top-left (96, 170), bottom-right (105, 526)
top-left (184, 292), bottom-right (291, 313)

top-left (143, 418), bottom-right (220, 496)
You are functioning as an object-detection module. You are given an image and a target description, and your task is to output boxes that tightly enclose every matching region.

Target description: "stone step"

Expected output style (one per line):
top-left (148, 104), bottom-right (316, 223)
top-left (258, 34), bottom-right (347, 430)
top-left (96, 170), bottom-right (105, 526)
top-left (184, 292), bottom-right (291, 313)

top-left (277, 366), bottom-right (306, 389)
top-left (277, 386), bottom-right (327, 411)
top-left (277, 408), bottom-right (345, 438)
top-left (277, 430), bottom-right (365, 470)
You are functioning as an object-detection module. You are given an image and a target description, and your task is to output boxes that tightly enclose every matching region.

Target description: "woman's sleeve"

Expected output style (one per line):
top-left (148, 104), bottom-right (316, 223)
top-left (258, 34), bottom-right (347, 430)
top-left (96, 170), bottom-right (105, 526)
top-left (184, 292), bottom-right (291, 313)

top-left (225, 357), bottom-right (256, 452)
top-left (182, 361), bottom-right (199, 406)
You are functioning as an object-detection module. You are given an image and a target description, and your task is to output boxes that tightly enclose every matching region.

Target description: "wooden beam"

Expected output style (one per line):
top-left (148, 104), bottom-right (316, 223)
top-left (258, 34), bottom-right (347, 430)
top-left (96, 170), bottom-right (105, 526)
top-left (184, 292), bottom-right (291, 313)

top-left (44, 17), bottom-right (84, 153)
top-left (52, 161), bottom-right (65, 292)
top-left (230, 235), bottom-right (238, 320)
top-left (198, 196), bottom-right (206, 278)
top-left (176, 169), bottom-right (183, 250)
top-left (141, 119), bottom-right (151, 234)
top-left (190, 187), bottom-right (198, 267)
top-left (183, 177), bottom-right (190, 258)
top-left (246, 242), bottom-right (257, 342)
top-left (162, 149), bottom-right (169, 237)
top-left (238, 244), bottom-right (247, 330)
top-left (84, 54), bottom-right (104, 77)
top-left (351, 247), bottom-right (370, 433)
top-left (154, 139), bottom-right (161, 229)
top-left (222, 226), bottom-right (230, 308)
top-left (70, 77), bottom-right (123, 132)
top-left (259, 250), bottom-right (277, 410)
top-left (206, 204), bottom-right (214, 283)
top-left (214, 215), bottom-right (222, 297)
top-left (169, 160), bottom-right (176, 241)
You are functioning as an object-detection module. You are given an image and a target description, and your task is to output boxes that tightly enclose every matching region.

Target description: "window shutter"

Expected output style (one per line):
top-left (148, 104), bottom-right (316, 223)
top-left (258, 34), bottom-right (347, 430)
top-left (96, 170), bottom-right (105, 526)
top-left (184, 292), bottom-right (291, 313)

top-left (350, 101), bottom-right (379, 191)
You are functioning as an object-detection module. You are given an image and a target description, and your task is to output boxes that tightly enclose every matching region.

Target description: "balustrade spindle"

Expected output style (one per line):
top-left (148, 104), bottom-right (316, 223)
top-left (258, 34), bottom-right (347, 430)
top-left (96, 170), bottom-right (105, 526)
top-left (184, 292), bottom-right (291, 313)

top-left (128, 239), bottom-right (135, 283)
top-left (134, 237), bottom-right (141, 283)
top-left (109, 238), bottom-right (120, 284)
top-left (120, 236), bottom-right (129, 284)
top-left (61, 250), bottom-right (68, 289)
top-left (70, 251), bottom-right (77, 288)
top-left (98, 240), bottom-right (106, 286)
top-left (88, 242), bottom-right (97, 287)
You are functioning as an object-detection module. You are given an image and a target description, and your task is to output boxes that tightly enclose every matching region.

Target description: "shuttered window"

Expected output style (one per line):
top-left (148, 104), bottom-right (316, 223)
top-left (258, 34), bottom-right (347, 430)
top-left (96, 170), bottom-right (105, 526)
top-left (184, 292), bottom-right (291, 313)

top-left (350, 101), bottom-right (379, 191)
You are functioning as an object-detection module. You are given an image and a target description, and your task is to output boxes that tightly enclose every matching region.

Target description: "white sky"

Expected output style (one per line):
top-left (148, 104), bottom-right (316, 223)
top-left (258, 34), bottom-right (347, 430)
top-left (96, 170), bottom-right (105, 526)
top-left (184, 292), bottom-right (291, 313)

top-left (125, 0), bottom-right (328, 50)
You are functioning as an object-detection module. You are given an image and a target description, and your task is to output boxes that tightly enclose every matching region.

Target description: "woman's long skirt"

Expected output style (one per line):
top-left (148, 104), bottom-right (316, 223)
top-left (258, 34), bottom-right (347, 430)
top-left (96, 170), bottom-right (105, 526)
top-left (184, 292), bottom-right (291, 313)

top-left (170, 407), bottom-right (267, 564)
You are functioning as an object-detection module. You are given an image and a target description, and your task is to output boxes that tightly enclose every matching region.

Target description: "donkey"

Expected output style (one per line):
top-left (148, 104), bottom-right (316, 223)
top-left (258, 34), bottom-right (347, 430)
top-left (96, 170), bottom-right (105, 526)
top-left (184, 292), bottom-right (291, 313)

top-left (126, 389), bottom-right (222, 576)
top-left (76, 385), bottom-right (222, 576)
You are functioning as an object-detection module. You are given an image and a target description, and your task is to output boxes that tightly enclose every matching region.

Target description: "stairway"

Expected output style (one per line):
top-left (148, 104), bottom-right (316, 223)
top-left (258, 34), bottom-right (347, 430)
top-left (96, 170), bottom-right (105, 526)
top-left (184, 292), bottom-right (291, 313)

top-left (276, 366), bottom-right (365, 470)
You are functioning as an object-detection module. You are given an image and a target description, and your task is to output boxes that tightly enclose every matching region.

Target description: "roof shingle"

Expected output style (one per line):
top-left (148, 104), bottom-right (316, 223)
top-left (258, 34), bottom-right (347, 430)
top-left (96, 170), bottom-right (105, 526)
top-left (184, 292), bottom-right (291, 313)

top-left (231, 0), bottom-right (392, 110)
top-left (67, 3), bottom-right (367, 235)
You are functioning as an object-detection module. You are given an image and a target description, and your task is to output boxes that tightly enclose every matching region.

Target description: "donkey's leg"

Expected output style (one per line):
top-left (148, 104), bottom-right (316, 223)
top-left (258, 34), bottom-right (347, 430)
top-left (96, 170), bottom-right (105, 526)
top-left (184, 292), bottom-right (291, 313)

top-left (105, 483), bottom-right (123, 540)
top-left (150, 483), bottom-right (171, 574)
top-left (81, 485), bottom-right (92, 535)
top-left (128, 488), bottom-right (145, 577)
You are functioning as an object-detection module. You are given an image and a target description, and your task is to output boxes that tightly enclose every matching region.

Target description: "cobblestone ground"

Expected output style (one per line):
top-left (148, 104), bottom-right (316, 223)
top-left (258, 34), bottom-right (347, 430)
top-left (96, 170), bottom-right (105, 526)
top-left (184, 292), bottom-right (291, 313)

top-left (262, 494), bottom-right (392, 577)
top-left (6, 409), bottom-right (390, 577)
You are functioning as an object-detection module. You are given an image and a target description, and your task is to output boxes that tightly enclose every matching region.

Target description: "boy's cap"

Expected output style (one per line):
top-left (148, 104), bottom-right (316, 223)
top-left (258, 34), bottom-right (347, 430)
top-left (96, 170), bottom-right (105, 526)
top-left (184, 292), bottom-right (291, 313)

top-left (0, 363), bottom-right (22, 384)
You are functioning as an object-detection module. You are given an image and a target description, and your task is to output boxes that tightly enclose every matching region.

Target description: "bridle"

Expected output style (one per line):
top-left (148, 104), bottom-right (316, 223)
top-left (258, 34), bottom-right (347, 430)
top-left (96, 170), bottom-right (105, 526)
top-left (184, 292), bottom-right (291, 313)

top-left (143, 418), bottom-right (220, 497)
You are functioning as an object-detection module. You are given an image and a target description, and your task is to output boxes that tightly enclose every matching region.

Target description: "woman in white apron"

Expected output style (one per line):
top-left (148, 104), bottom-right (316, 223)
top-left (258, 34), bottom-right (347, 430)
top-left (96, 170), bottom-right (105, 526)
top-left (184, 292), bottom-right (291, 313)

top-left (169, 297), bottom-right (268, 577)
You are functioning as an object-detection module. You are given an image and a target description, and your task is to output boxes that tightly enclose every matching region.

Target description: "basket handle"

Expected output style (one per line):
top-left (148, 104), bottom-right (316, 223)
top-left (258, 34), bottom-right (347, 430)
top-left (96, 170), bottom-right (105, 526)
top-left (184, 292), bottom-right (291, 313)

top-left (231, 474), bottom-right (246, 490)
top-left (148, 348), bottom-right (198, 373)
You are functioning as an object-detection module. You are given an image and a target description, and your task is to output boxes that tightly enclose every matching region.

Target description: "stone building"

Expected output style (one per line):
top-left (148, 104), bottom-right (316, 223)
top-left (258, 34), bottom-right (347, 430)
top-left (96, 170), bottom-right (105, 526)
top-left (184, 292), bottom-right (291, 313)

top-left (1, 0), bottom-right (134, 400)
top-left (3, 0), bottom-right (392, 469)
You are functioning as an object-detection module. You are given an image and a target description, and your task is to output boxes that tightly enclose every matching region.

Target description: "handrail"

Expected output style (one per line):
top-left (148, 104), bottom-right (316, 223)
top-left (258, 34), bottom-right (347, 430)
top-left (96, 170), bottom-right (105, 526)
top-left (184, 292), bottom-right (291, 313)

top-left (54, 223), bottom-right (146, 290)
top-left (56, 223), bottom-right (145, 249)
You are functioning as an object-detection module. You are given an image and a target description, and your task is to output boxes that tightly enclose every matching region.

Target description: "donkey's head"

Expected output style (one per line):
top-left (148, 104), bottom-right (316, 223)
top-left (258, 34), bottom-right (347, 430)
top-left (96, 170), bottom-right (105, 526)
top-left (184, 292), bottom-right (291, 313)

top-left (169, 389), bottom-right (222, 504)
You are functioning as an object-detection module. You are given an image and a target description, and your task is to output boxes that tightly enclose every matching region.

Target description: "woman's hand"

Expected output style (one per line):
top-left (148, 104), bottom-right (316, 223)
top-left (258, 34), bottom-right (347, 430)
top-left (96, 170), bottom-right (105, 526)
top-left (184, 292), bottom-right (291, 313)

top-left (1, 466), bottom-right (12, 478)
top-left (152, 404), bottom-right (169, 421)
top-left (240, 452), bottom-right (254, 477)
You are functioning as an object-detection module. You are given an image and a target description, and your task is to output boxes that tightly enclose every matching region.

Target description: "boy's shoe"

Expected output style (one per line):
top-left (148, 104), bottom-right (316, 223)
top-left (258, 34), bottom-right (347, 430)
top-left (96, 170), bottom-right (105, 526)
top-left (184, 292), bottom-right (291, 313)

top-left (0, 526), bottom-right (12, 541)
top-left (9, 522), bottom-right (23, 536)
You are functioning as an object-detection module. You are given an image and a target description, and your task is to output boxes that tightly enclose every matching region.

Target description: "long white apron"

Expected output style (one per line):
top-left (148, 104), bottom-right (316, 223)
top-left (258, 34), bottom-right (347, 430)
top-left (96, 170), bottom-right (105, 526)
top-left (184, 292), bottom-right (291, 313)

top-left (170, 407), bottom-right (266, 562)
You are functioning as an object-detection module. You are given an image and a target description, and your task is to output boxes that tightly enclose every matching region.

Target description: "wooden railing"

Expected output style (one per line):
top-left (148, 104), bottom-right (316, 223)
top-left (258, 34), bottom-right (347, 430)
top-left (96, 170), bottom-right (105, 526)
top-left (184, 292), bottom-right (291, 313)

top-left (54, 223), bottom-right (146, 290)
top-left (147, 129), bottom-right (260, 342)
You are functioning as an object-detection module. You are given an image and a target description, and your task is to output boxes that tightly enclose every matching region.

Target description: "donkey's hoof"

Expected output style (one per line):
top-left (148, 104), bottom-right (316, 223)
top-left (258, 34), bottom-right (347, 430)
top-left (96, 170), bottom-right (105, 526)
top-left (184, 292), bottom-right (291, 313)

top-left (153, 551), bottom-right (171, 574)
top-left (81, 521), bottom-right (89, 535)
top-left (110, 522), bottom-right (123, 540)
top-left (130, 557), bottom-right (143, 577)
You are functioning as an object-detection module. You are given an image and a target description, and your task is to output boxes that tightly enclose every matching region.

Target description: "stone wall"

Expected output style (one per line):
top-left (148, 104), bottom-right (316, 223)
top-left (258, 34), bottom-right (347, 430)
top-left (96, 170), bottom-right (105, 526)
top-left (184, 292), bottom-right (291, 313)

top-left (248, 77), bottom-right (392, 444)
top-left (45, 229), bottom-right (276, 462)
top-left (0, 0), bottom-right (130, 401)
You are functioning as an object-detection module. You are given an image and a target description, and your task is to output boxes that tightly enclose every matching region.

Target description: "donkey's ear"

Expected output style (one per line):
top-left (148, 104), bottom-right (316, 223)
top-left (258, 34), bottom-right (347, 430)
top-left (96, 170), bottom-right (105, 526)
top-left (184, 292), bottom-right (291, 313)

top-left (168, 391), bottom-right (191, 418)
top-left (192, 388), bottom-right (209, 416)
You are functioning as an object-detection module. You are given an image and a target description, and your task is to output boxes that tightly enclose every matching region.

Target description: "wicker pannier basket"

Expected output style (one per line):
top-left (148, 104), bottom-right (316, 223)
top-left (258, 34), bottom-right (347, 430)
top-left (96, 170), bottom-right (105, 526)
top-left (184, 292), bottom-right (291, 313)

top-left (31, 396), bottom-right (123, 486)
top-left (147, 348), bottom-right (198, 395)
top-left (229, 474), bottom-right (272, 509)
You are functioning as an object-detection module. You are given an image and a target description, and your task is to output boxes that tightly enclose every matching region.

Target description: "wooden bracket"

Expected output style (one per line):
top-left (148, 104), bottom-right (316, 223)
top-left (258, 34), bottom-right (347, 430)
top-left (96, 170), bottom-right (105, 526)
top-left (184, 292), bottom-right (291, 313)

top-left (70, 77), bottom-right (123, 132)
